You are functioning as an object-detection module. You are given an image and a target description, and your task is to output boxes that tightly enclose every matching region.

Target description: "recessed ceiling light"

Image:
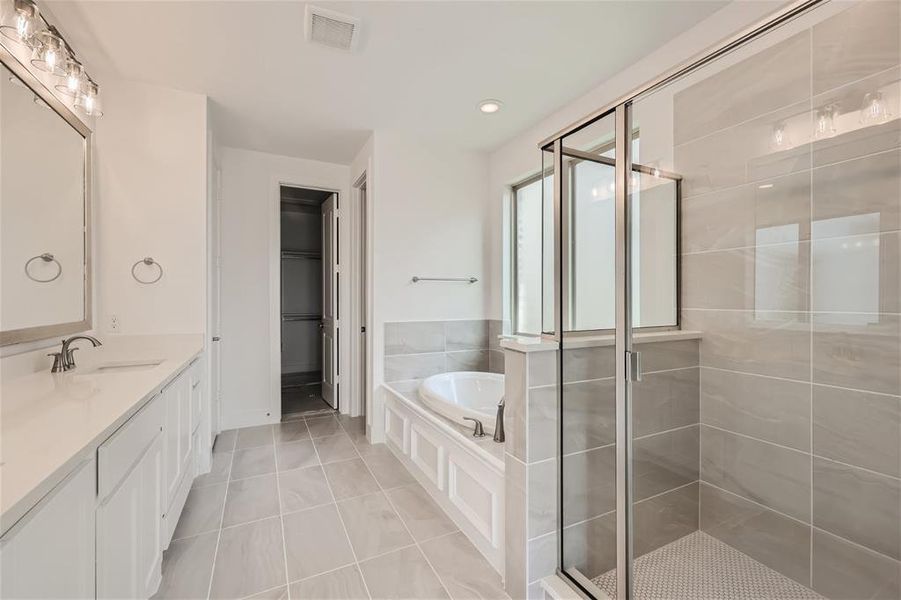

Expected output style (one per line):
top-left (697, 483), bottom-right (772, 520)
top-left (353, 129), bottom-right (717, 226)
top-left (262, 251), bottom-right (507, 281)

top-left (479, 99), bottom-right (503, 114)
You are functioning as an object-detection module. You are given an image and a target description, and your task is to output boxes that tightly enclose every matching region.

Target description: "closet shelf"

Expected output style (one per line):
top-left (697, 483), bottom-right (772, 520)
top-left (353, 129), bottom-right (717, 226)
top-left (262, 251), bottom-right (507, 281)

top-left (281, 313), bottom-right (322, 322)
top-left (281, 250), bottom-right (322, 259)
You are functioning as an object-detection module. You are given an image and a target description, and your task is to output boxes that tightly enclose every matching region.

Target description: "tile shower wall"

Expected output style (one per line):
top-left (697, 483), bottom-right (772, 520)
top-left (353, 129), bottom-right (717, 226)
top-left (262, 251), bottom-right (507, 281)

top-left (674, 2), bottom-right (901, 597)
top-left (383, 319), bottom-right (503, 383)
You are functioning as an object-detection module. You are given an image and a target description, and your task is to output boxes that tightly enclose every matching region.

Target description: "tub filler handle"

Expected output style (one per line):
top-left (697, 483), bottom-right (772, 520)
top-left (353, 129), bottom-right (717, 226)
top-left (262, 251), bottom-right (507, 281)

top-left (493, 397), bottom-right (505, 443)
top-left (463, 417), bottom-right (487, 438)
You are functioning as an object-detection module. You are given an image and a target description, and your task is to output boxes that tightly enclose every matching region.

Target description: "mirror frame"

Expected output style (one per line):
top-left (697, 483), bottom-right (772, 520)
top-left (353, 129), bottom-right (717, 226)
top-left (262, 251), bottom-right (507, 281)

top-left (0, 46), bottom-right (93, 346)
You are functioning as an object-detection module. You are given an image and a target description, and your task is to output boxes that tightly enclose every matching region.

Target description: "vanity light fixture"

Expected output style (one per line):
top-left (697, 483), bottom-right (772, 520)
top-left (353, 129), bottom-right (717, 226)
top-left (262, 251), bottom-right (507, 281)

top-left (479, 99), bottom-right (503, 114)
top-left (30, 26), bottom-right (66, 76)
top-left (814, 104), bottom-right (837, 139)
top-left (860, 91), bottom-right (890, 125)
top-left (75, 79), bottom-right (101, 117)
top-left (771, 122), bottom-right (788, 150)
top-left (0, 0), bottom-right (40, 48)
top-left (55, 58), bottom-right (85, 97)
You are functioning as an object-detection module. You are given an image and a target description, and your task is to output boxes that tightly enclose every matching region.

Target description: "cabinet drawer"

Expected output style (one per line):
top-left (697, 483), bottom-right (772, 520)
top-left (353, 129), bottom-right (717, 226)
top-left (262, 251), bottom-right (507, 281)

top-left (98, 395), bottom-right (163, 500)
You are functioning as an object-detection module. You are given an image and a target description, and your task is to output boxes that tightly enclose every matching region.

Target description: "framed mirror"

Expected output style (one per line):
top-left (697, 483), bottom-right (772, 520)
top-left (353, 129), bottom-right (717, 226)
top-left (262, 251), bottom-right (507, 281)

top-left (0, 48), bottom-right (92, 346)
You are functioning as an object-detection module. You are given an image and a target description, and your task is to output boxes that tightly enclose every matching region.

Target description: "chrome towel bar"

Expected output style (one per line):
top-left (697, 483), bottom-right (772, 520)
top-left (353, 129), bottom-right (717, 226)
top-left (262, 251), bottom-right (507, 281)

top-left (412, 276), bottom-right (478, 283)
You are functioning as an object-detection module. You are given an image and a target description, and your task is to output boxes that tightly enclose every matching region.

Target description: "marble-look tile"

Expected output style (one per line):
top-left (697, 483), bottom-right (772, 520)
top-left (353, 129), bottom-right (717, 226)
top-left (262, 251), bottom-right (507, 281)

top-left (322, 458), bottom-right (381, 500)
top-left (674, 101), bottom-right (811, 198)
top-left (634, 340), bottom-right (700, 373)
top-left (673, 30), bottom-right (810, 146)
top-left (634, 483), bottom-right (699, 558)
top-left (231, 445), bottom-right (277, 480)
top-left (362, 445), bottom-right (415, 489)
top-left (385, 321), bottom-right (445, 355)
top-left (338, 414), bottom-right (366, 441)
top-left (282, 504), bottom-right (355, 582)
top-left (699, 483), bottom-right (811, 586)
top-left (701, 425), bottom-right (810, 522)
top-left (446, 350), bottom-right (490, 372)
top-left (812, 149), bottom-right (901, 237)
top-left (275, 439), bottom-right (318, 472)
top-left (682, 242), bottom-right (810, 312)
top-left (527, 532), bottom-right (557, 586)
top-left (633, 368), bottom-right (699, 439)
top-left (210, 517), bottom-right (286, 599)
top-left (812, 313), bottom-right (900, 395)
top-left (358, 545), bottom-right (449, 600)
top-left (562, 445), bottom-right (615, 526)
top-left (337, 492), bottom-right (413, 560)
top-left (700, 367), bottom-right (810, 451)
top-left (528, 459), bottom-right (558, 538)
top-left (505, 350), bottom-right (528, 463)
top-left (153, 531), bottom-right (218, 600)
top-left (527, 349), bottom-right (557, 388)
top-left (561, 346), bottom-right (615, 383)
top-left (812, 68), bottom-right (901, 168)
top-left (421, 531), bottom-right (508, 600)
top-left (681, 171), bottom-right (811, 254)
top-left (290, 565), bottom-right (369, 600)
top-left (213, 429), bottom-right (238, 454)
top-left (385, 484), bottom-right (458, 542)
top-left (683, 309), bottom-right (810, 381)
top-left (384, 353), bottom-right (446, 382)
top-left (812, 0), bottom-right (900, 95)
top-left (527, 385), bottom-right (557, 463)
top-left (488, 320), bottom-right (503, 350)
top-left (245, 586), bottom-right (288, 600)
top-left (445, 320), bottom-right (490, 351)
top-left (306, 415), bottom-right (342, 439)
top-left (274, 420), bottom-right (310, 444)
top-left (173, 483), bottom-right (227, 540)
top-left (222, 473), bottom-right (280, 527)
top-left (813, 384), bottom-right (901, 477)
top-left (561, 512), bottom-right (617, 580)
top-left (811, 528), bottom-right (901, 600)
top-left (812, 232), bottom-right (901, 315)
top-left (812, 457), bottom-right (901, 560)
top-left (634, 426), bottom-right (699, 502)
top-left (235, 425), bottom-right (273, 449)
top-left (505, 455), bottom-right (528, 600)
top-left (193, 450), bottom-right (233, 488)
top-left (278, 465), bottom-right (333, 513)
top-left (313, 433), bottom-right (359, 464)
top-left (488, 349), bottom-right (505, 374)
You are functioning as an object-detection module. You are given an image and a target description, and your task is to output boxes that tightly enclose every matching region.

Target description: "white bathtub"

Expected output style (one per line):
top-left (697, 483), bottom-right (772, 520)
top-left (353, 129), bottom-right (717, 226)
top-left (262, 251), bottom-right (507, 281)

top-left (419, 371), bottom-right (504, 434)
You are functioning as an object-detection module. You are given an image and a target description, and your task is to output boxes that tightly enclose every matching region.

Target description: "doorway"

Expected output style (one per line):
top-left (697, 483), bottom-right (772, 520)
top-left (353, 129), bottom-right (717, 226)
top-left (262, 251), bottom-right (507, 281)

top-left (279, 185), bottom-right (338, 419)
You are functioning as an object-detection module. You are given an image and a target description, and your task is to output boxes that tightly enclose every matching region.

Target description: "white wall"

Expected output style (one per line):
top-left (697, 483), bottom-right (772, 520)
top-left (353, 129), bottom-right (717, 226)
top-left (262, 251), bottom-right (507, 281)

top-left (487, 0), bottom-right (784, 321)
top-left (218, 147), bottom-right (349, 429)
top-left (93, 79), bottom-right (208, 336)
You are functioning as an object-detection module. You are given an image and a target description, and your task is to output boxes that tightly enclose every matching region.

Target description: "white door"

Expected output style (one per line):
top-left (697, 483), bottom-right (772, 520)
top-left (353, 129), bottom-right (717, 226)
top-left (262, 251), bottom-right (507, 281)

top-left (322, 194), bottom-right (338, 409)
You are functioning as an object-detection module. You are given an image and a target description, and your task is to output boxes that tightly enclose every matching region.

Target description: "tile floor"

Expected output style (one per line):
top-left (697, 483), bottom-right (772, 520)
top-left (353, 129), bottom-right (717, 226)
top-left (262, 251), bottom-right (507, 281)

top-left (153, 413), bottom-right (509, 600)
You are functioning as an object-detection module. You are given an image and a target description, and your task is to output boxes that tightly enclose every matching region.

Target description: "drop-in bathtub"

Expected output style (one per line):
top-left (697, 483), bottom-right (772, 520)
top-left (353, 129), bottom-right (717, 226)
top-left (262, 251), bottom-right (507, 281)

top-left (418, 371), bottom-right (504, 434)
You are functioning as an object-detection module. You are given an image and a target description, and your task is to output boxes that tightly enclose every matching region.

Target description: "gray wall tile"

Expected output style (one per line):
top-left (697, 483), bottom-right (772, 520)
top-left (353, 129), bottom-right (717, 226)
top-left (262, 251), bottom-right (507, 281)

top-left (528, 385), bottom-right (557, 463)
top-left (488, 349), bottom-right (505, 374)
top-left (562, 378), bottom-right (616, 454)
top-left (701, 368), bottom-right (810, 451)
top-left (562, 346), bottom-right (615, 383)
top-left (505, 350), bottom-right (528, 463)
top-left (701, 425), bottom-right (811, 522)
top-left (528, 350), bottom-right (558, 387)
top-left (811, 528), bottom-right (901, 600)
top-left (700, 483), bottom-right (811, 586)
top-left (813, 384), bottom-right (901, 478)
top-left (634, 483), bottom-right (700, 558)
top-left (528, 459), bottom-right (558, 539)
top-left (562, 512), bottom-right (616, 580)
top-left (812, 313), bottom-right (900, 395)
top-left (634, 426), bottom-right (699, 502)
top-left (811, 232), bottom-right (901, 315)
top-left (632, 367), bottom-right (699, 439)
top-left (445, 349), bottom-right (489, 372)
top-left (635, 339), bottom-right (700, 372)
top-left (505, 455), bottom-right (528, 600)
top-left (812, 457), bottom-right (901, 560)
top-left (562, 445), bottom-right (615, 526)
top-left (384, 321), bottom-right (445, 355)
top-left (383, 352), bottom-right (445, 382)
top-left (445, 320), bottom-right (489, 351)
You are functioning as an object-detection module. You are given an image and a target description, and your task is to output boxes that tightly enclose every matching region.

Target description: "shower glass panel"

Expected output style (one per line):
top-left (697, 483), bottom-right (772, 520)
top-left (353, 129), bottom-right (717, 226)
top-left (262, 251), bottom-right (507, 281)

top-left (554, 1), bottom-right (901, 599)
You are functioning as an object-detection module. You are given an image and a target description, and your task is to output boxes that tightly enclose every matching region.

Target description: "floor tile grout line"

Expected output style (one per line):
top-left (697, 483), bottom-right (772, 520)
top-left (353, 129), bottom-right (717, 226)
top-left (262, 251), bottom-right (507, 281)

top-left (312, 423), bottom-right (376, 600)
top-left (339, 419), bottom-right (457, 600)
top-left (273, 432), bottom-right (293, 600)
top-left (205, 435), bottom-right (236, 600)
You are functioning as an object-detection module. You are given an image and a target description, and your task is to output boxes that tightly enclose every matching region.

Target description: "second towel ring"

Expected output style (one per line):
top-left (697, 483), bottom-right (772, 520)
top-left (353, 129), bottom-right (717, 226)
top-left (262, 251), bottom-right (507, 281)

top-left (25, 253), bottom-right (62, 283)
top-left (132, 257), bottom-right (163, 284)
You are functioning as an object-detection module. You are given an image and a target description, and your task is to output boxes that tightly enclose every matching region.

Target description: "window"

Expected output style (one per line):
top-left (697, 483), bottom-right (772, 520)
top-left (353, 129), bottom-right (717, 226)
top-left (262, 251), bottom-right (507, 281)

top-left (511, 175), bottom-right (552, 335)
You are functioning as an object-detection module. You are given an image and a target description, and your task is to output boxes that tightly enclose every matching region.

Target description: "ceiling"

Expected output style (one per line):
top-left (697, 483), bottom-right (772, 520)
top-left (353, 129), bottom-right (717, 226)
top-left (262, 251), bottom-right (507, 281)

top-left (47, 1), bottom-right (728, 164)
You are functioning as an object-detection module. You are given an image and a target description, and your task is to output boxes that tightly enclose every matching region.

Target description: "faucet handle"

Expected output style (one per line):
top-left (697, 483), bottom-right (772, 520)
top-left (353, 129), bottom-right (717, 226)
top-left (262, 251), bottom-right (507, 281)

top-left (462, 417), bottom-right (486, 438)
top-left (64, 347), bottom-right (79, 371)
top-left (47, 352), bottom-right (64, 373)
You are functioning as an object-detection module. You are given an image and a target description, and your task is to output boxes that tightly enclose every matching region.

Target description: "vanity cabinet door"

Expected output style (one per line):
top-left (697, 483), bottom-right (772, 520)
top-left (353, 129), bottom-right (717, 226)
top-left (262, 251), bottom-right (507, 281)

top-left (97, 432), bottom-right (164, 599)
top-left (0, 459), bottom-right (96, 599)
top-left (163, 371), bottom-right (193, 507)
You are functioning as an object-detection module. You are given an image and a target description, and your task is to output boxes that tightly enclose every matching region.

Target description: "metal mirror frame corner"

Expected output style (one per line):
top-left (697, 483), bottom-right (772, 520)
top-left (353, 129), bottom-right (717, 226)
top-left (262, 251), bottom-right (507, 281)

top-left (0, 44), bottom-right (93, 346)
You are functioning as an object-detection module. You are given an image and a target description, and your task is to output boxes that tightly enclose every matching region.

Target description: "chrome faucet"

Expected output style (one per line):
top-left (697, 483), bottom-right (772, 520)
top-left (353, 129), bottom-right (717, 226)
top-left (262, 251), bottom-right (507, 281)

top-left (463, 417), bottom-right (486, 438)
top-left (49, 335), bottom-right (102, 372)
top-left (493, 397), bottom-right (505, 443)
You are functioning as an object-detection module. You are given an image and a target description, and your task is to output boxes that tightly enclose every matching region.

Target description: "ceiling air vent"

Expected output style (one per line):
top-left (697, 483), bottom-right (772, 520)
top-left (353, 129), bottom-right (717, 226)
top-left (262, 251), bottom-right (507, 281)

top-left (305, 5), bottom-right (360, 52)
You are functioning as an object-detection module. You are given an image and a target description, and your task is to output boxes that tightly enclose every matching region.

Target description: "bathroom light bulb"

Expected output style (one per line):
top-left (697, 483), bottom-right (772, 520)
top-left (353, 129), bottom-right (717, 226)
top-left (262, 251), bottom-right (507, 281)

top-left (478, 99), bottom-right (503, 114)
top-left (31, 28), bottom-right (66, 76)
top-left (772, 123), bottom-right (787, 149)
top-left (55, 59), bottom-right (85, 97)
top-left (0, 0), bottom-right (40, 48)
top-left (814, 105), bottom-right (837, 139)
top-left (860, 92), bottom-right (890, 125)
top-left (76, 80), bottom-right (102, 117)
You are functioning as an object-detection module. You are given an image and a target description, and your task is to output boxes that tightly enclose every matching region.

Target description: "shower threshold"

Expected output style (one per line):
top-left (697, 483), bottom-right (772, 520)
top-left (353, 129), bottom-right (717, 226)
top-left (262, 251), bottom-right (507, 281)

top-left (592, 531), bottom-right (824, 600)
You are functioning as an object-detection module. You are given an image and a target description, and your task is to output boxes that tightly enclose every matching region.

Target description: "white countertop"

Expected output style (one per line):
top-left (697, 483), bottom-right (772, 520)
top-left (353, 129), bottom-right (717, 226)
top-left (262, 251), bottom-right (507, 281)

top-left (0, 334), bottom-right (203, 536)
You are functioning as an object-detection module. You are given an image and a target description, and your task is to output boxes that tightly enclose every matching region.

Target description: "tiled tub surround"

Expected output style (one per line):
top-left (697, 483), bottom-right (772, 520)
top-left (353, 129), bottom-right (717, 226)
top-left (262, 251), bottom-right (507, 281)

top-left (673, 1), bottom-right (901, 598)
top-left (156, 416), bottom-right (508, 600)
top-left (384, 319), bottom-right (504, 383)
top-left (502, 334), bottom-right (702, 599)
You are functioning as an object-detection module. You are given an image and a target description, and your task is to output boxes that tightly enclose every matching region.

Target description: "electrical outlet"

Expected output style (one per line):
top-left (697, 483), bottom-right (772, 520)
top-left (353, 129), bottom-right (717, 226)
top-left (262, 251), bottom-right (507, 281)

top-left (109, 314), bottom-right (120, 332)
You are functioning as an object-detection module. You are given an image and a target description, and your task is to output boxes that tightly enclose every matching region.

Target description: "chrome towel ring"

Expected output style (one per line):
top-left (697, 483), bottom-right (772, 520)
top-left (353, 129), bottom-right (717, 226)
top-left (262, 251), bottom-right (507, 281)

top-left (25, 253), bottom-right (62, 283)
top-left (131, 257), bottom-right (163, 284)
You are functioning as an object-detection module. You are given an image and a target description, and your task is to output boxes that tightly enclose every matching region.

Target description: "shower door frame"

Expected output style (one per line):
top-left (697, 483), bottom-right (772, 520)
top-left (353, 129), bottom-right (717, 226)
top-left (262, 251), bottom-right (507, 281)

top-left (543, 0), bottom-right (827, 598)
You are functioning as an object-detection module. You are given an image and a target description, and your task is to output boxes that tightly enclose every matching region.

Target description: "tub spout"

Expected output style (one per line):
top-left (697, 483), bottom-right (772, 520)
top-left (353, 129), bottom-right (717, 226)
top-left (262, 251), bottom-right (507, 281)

top-left (493, 397), bottom-right (505, 443)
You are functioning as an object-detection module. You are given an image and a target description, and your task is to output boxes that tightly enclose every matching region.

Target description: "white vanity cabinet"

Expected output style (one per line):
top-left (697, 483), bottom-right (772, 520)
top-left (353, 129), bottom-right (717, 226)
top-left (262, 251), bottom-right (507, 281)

top-left (0, 459), bottom-right (97, 599)
top-left (162, 363), bottom-right (195, 546)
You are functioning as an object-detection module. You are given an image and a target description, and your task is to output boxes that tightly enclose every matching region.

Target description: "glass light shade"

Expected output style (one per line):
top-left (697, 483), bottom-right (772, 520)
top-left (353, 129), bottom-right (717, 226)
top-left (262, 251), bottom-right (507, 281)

top-left (76, 80), bottom-right (102, 117)
top-left (860, 91), bottom-right (890, 125)
top-left (0, 0), bottom-right (41, 48)
top-left (55, 59), bottom-right (85, 97)
top-left (31, 29), bottom-right (66, 76)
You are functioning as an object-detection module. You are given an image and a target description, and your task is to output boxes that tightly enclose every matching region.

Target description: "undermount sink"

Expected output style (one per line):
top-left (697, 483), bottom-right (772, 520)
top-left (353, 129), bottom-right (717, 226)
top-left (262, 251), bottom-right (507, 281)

top-left (90, 360), bottom-right (164, 374)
